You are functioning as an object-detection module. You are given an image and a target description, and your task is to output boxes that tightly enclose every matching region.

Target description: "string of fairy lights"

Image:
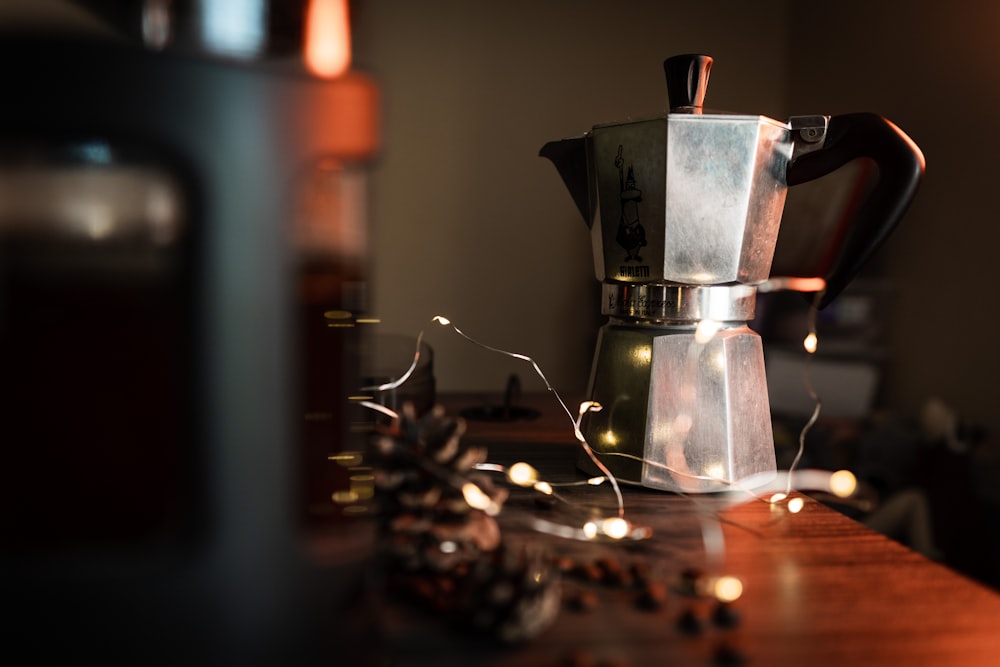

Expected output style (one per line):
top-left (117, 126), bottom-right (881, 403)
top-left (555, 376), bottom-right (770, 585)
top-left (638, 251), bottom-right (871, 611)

top-left (342, 276), bottom-right (861, 603)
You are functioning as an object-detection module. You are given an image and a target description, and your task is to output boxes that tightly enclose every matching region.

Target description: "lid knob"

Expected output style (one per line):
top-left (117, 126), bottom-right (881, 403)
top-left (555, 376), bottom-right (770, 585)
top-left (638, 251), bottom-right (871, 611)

top-left (664, 54), bottom-right (713, 112)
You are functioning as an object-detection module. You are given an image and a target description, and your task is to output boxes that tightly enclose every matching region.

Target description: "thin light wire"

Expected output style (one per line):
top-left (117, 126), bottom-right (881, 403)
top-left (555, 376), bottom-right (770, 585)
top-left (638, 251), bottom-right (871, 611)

top-left (364, 301), bottom-right (835, 553)
top-left (359, 331), bottom-right (427, 393)
top-left (784, 289), bottom-right (825, 495)
top-left (432, 316), bottom-right (627, 518)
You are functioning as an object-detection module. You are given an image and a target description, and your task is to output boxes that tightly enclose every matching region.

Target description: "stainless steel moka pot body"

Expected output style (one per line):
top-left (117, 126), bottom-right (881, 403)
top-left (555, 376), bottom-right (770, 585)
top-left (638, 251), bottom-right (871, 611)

top-left (541, 54), bottom-right (924, 492)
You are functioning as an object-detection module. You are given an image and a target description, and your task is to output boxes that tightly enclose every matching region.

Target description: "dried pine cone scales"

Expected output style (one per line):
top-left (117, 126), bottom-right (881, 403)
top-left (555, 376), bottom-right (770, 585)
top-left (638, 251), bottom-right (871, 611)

top-left (369, 403), bottom-right (560, 642)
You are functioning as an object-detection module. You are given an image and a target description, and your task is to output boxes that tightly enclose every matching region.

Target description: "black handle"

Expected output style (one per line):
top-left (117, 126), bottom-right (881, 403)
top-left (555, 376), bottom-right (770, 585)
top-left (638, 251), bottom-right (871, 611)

top-left (664, 54), bottom-right (713, 111)
top-left (786, 112), bottom-right (925, 308)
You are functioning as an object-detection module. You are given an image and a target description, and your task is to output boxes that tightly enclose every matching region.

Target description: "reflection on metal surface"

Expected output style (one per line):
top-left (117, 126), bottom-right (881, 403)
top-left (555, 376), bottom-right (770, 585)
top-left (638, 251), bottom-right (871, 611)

top-left (0, 159), bottom-right (185, 246)
top-left (581, 323), bottom-right (776, 493)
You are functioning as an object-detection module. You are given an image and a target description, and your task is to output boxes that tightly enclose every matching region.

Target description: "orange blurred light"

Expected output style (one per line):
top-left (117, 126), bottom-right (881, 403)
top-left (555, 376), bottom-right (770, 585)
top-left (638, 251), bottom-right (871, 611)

top-left (305, 0), bottom-right (352, 78)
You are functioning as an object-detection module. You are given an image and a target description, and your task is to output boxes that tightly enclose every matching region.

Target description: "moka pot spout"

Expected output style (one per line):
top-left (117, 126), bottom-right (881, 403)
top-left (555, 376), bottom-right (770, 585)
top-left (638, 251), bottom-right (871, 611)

top-left (539, 136), bottom-right (595, 228)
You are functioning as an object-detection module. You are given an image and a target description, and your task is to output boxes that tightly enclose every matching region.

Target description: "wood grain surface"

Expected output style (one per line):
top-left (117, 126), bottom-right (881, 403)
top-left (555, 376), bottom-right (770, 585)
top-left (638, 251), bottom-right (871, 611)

top-left (379, 394), bottom-right (1000, 666)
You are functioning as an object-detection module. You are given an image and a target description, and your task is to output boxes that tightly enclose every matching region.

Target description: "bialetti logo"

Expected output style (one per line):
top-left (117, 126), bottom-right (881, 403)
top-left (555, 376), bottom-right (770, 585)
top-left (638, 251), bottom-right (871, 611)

top-left (607, 290), bottom-right (674, 317)
top-left (618, 265), bottom-right (650, 278)
top-left (613, 144), bottom-right (651, 280)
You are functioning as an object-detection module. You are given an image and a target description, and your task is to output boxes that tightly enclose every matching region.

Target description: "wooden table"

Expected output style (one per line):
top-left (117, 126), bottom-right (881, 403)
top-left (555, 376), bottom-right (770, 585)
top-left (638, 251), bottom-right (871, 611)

top-left (380, 393), bottom-right (1000, 666)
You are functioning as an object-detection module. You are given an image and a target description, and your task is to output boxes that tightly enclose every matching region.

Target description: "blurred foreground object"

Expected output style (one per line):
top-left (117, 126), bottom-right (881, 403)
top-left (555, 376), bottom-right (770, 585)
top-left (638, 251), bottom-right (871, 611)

top-left (0, 2), bottom-right (380, 665)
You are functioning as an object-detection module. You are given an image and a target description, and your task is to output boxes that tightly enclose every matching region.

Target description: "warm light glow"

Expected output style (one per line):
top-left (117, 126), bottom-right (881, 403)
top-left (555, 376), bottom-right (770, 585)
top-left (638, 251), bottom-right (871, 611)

top-left (803, 332), bottom-right (818, 354)
top-left (705, 464), bottom-right (725, 480)
top-left (695, 319), bottom-right (722, 344)
top-left (788, 497), bottom-right (805, 513)
top-left (587, 476), bottom-right (607, 486)
top-left (507, 462), bottom-right (538, 487)
top-left (583, 521), bottom-right (599, 539)
top-left (328, 451), bottom-right (362, 466)
top-left (331, 490), bottom-right (359, 504)
top-left (759, 276), bottom-right (827, 293)
top-left (81, 203), bottom-right (114, 240)
top-left (769, 492), bottom-right (788, 504)
top-left (713, 576), bottom-right (744, 603)
top-left (433, 315), bottom-right (451, 326)
top-left (602, 430), bottom-right (618, 446)
top-left (305, 0), bottom-right (352, 78)
top-left (829, 469), bottom-right (857, 498)
top-left (533, 481), bottom-right (554, 496)
top-left (462, 482), bottom-right (496, 514)
top-left (602, 517), bottom-right (630, 540)
top-left (351, 484), bottom-right (373, 500)
top-left (710, 350), bottom-right (728, 372)
top-left (632, 345), bottom-right (652, 364)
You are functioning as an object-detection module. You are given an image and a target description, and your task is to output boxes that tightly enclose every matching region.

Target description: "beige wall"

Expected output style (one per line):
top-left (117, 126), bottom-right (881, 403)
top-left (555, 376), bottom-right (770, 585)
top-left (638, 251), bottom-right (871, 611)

top-left (354, 0), bottom-right (792, 397)
top-left (359, 1), bottom-right (1000, 436)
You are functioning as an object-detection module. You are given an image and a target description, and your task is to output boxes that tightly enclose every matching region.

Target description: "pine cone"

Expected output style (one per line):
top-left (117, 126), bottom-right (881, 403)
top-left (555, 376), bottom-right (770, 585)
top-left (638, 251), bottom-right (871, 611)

top-left (461, 544), bottom-right (562, 643)
top-left (368, 402), bottom-right (560, 642)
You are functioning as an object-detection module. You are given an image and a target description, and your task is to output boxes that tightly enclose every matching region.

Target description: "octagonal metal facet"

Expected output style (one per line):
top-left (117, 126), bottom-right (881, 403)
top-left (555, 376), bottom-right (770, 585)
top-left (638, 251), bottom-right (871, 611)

top-left (587, 114), bottom-right (792, 286)
top-left (579, 323), bottom-right (776, 493)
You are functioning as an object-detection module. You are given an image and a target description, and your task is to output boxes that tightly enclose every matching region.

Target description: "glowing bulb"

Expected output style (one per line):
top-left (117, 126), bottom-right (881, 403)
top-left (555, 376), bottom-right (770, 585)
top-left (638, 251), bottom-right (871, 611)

top-left (304, 0), bottom-right (352, 78)
top-left (695, 319), bottom-right (722, 344)
top-left (579, 401), bottom-right (603, 415)
top-left (507, 462), bottom-right (538, 487)
top-left (829, 470), bottom-right (857, 498)
top-left (587, 476), bottom-right (607, 486)
top-left (713, 576), bottom-right (744, 603)
top-left (533, 481), bottom-right (554, 496)
top-left (788, 497), bottom-right (805, 514)
top-left (602, 430), bottom-right (618, 446)
top-left (462, 482), bottom-right (492, 511)
top-left (433, 315), bottom-right (451, 326)
top-left (803, 332), bottom-right (818, 354)
top-left (769, 492), bottom-right (788, 504)
top-left (583, 521), bottom-right (599, 539)
top-left (602, 517), bottom-right (630, 540)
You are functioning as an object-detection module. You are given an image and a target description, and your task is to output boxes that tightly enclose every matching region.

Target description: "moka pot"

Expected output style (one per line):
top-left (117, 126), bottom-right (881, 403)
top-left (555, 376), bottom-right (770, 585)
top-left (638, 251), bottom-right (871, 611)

top-left (540, 54), bottom-right (924, 492)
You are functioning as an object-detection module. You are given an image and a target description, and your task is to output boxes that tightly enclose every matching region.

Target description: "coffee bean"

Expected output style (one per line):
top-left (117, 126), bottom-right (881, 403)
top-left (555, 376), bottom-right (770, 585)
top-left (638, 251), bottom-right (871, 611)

top-left (676, 607), bottom-right (703, 635)
top-left (635, 582), bottom-right (667, 611)
top-left (711, 602), bottom-right (741, 628)
top-left (566, 588), bottom-right (600, 612)
top-left (713, 641), bottom-right (746, 666)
